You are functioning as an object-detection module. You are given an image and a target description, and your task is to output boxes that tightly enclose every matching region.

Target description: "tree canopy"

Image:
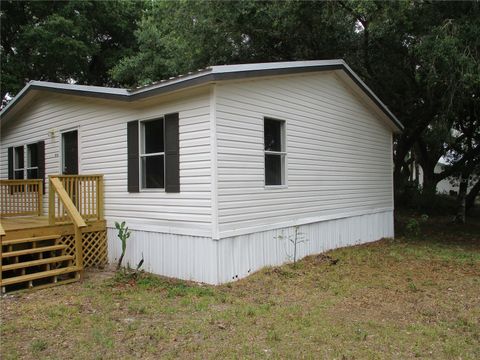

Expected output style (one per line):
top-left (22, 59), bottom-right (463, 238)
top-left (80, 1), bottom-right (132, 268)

top-left (1, 0), bottom-right (144, 97)
top-left (1, 0), bottom-right (479, 218)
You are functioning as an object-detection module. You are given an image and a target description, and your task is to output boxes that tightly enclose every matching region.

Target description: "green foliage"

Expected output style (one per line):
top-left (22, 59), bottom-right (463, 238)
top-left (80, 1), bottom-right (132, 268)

top-left (30, 339), bottom-right (48, 353)
top-left (405, 214), bottom-right (429, 238)
top-left (0, 0), bottom-right (144, 98)
top-left (405, 218), bottom-right (420, 237)
top-left (110, 0), bottom-right (355, 87)
top-left (396, 185), bottom-right (458, 215)
top-left (115, 221), bottom-right (131, 269)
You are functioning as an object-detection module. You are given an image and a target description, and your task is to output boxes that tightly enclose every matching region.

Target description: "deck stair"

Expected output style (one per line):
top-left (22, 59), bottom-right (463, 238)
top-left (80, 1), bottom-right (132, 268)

top-left (1, 234), bottom-right (79, 293)
top-left (0, 175), bottom-right (106, 293)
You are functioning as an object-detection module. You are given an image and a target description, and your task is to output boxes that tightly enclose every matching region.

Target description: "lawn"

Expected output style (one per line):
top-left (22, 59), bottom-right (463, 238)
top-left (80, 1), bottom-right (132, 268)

top-left (1, 215), bottom-right (479, 359)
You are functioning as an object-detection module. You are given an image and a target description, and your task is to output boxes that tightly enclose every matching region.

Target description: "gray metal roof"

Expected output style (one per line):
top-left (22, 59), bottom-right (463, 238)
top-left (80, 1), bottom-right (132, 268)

top-left (0, 59), bottom-right (403, 131)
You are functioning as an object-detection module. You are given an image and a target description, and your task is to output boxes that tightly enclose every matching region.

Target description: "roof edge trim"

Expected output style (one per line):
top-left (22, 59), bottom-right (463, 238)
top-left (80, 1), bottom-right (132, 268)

top-left (0, 60), bottom-right (403, 132)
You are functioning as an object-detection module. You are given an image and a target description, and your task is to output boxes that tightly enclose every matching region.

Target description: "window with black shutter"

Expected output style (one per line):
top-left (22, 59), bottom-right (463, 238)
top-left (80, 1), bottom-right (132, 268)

top-left (127, 113), bottom-right (179, 193)
top-left (7, 142), bottom-right (45, 193)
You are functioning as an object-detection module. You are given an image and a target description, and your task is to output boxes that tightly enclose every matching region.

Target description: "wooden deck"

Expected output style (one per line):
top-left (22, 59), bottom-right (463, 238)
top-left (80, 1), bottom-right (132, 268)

top-left (1, 175), bottom-right (107, 293)
top-left (1, 216), bottom-right (53, 232)
top-left (1, 216), bottom-right (105, 233)
top-left (1, 216), bottom-right (106, 241)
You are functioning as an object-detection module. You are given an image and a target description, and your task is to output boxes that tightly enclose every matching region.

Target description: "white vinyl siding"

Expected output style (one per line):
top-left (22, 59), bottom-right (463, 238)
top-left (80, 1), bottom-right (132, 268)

top-left (1, 71), bottom-right (395, 242)
top-left (215, 72), bottom-right (394, 237)
top-left (0, 87), bottom-right (213, 236)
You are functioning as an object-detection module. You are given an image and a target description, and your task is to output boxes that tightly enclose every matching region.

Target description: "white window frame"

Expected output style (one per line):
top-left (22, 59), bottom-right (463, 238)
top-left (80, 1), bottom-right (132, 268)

top-left (264, 117), bottom-right (287, 189)
top-left (26, 143), bottom-right (39, 179)
top-left (139, 117), bottom-right (166, 191)
top-left (13, 145), bottom-right (25, 179)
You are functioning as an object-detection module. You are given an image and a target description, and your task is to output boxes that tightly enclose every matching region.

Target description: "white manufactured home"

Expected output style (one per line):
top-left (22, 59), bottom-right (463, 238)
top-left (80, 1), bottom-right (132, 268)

top-left (0, 60), bottom-right (403, 285)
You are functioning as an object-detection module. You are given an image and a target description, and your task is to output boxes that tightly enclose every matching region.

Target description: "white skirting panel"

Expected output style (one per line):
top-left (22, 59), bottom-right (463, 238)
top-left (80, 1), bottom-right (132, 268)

top-left (107, 228), bottom-right (218, 284)
top-left (107, 210), bottom-right (393, 285)
top-left (216, 210), bottom-right (394, 284)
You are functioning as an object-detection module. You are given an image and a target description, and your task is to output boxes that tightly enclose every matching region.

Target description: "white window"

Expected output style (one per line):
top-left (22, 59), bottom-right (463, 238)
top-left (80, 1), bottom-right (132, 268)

top-left (14, 146), bottom-right (24, 179)
top-left (264, 118), bottom-right (286, 186)
top-left (27, 143), bottom-right (39, 179)
top-left (140, 118), bottom-right (165, 189)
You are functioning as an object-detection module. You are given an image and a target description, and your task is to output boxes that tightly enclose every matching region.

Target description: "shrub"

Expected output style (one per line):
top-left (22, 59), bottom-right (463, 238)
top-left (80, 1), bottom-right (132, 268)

top-left (405, 214), bottom-right (429, 237)
top-left (396, 185), bottom-right (457, 215)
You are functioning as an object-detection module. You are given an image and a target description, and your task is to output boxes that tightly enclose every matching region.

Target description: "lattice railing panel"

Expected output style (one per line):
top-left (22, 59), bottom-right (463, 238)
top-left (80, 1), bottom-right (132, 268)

top-left (82, 230), bottom-right (108, 267)
top-left (58, 234), bottom-right (76, 266)
top-left (57, 230), bottom-right (107, 268)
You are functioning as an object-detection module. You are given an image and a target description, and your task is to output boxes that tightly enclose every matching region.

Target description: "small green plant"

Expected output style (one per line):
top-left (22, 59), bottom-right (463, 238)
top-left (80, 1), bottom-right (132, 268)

top-left (275, 226), bottom-right (309, 267)
top-left (405, 214), bottom-right (429, 237)
top-left (405, 218), bottom-right (420, 236)
top-left (31, 339), bottom-right (47, 353)
top-left (408, 281), bottom-right (419, 292)
top-left (267, 329), bottom-right (281, 342)
top-left (115, 221), bottom-right (131, 270)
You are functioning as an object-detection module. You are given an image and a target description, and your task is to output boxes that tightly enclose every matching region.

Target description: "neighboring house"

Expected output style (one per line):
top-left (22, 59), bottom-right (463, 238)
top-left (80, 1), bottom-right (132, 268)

top-left (0, 60), bottom-right (403, 284)
top-left (410, 162), bottom-right (474, 195)
top-left (435, 164), bottom-right (460, 195)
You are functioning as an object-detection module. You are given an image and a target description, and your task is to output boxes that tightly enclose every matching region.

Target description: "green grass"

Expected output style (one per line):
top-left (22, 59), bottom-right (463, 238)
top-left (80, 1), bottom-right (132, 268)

top-left (1, 214), bottom-right (479, 359)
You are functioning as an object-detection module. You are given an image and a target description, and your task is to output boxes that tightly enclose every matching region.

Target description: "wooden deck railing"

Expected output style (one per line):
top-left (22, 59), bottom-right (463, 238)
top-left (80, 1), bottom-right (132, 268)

top-left (0, 179), bottom-right (43, 217)
top-left (48, 176), bottom-right (88, 274)
top-left (49, 175), bottom-right (104, 223)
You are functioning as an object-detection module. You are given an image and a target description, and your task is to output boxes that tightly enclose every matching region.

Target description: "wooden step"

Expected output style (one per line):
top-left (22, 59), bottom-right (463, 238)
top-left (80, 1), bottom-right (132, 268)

top-left (0, 266), bottom-right (78, 287)
top-left (1, 255), bottom-right (74, 271)
top-left (2, 245), bottom-right (66, 258)
top-left (2, 235), bottom-right (61, 246)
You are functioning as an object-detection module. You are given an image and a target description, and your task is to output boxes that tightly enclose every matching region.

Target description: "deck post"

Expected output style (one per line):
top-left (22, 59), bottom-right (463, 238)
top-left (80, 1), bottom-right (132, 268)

top-left (97, 176), bottom-right (104, 220)
top-left (38, 181), bottom-right (43, 216)
top-left (48, 177), bottom-right (55, 225)
top-left (74, 226), bottom-right (84, 278)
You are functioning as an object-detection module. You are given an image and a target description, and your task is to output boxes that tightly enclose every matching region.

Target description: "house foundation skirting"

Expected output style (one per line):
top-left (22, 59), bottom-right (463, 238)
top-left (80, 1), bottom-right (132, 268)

top-left (107, 229), bottom-right (217, 284)
top-left (108, 209), bottom-right (394, 285)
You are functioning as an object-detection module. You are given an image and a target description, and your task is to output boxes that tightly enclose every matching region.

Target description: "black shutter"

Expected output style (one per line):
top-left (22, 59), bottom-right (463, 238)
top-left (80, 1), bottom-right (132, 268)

top-left (164, 112), bottom-right (180, 193)
top-left (8, 147), bottom-right (14, 179)
top-left (127, 120), bottom-right (140, 192)
top-left (37, 140), bottom-right (45, 193)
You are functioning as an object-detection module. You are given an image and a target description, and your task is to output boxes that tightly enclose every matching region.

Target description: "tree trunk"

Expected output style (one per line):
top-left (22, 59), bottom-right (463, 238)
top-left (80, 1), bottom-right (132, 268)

top-left (421, 166), bottom-right (438, 195)
top-left (466, 177), bottom-right (480, 213)
top-left (455, 171), bottom-right (470, 224)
